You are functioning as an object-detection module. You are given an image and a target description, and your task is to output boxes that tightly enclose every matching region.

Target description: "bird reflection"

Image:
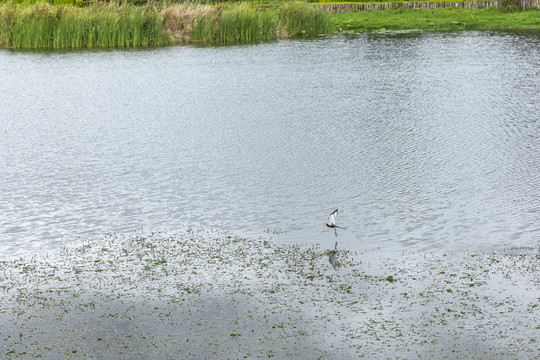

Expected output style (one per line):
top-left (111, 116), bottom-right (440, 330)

top-left (326, 241), bottom-right (340, 270)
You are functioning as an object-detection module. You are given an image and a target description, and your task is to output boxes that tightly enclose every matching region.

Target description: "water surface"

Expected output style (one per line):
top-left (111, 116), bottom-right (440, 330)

top-left (1, 32), bottom-right (539, 257)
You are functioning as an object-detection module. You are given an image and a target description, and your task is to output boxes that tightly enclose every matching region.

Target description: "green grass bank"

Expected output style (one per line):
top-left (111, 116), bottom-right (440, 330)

top-left (333, 6), bottom-right (540, 33)
top-left (0, 1), bottom-right (539, 48)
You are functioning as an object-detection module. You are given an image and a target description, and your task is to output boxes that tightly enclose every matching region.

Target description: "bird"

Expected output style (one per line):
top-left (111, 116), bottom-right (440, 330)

top-left (325, 209), bottom-right (339, 228)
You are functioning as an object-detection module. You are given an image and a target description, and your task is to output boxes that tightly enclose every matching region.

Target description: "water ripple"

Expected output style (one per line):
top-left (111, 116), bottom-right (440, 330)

top-left (1, 32), bottom-right (540, 257)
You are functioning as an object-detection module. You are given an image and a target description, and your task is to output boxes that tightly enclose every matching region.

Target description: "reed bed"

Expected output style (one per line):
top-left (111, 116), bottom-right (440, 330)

top-left (4, 1), bottom-right (536, 49)
top-left (0, 1), bottom-right (332, 48)
top-left (164, 1), bottom-right (332, 45)
top-left (280, 0), bottom-right (332, 37)
top-left (189, 3), bottom-right (279, 44)
top-left (0, 2), bottom-right (169, 48)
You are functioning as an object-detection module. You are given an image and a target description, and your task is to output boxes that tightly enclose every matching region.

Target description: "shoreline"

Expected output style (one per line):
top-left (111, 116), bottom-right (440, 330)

top-left (1, 229), bottom-right (538, 358)
top-left (1, 2), bottom-right (539, 49)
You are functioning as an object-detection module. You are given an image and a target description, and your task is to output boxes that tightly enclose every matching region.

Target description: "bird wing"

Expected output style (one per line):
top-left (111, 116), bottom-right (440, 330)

top-left (327, 209), bottom-right (338, 226)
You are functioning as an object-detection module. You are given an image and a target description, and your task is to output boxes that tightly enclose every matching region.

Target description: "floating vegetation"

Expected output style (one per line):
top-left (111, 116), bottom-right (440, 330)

top-left (264, 227), bottom-right (287, 234)
top-left (0, 229), bottom-right (538, 358)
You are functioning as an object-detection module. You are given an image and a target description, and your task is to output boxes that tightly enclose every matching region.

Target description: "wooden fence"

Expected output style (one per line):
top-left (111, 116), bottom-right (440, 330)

top-left (316, 0), bottom-right (540, 12)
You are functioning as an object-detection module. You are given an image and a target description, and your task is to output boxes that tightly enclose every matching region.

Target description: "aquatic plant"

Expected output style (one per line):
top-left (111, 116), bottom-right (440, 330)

top-left (2, 0), bottom-right (539, 48)
top-left (180, 1), bottom-right (330, 44)
top-left (0, 2), bottom-right (169, 48)
top-left (280, 0), bottom-right (332, 37)
top-left (188, 2), bottom-right (277, 44)
top-left (187, 3), bottom-right (276, 44)
top-left (162, 3), bottom-right (215, 43)
top-left (0, 0), bottom-right (327, 48)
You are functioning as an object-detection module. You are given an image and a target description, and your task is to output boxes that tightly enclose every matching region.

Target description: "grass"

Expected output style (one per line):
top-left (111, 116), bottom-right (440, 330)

top-left (188, 2), bottom-right (280, 44)
top-left (168, 1), bottom-right (332, 45)
top-left (0, 1), bottom-right (333, 48)
top-left (331, 6), bottom-right (540, 32)
top-left (0, 2), bottom-right (170, 48)
top-left (281, 0), bottom-right (333, 37)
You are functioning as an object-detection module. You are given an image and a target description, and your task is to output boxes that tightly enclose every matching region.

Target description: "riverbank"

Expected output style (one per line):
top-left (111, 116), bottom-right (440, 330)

top-left (1, 229), bottom-right (538, 358)
top-left (333, 6), bottom-right (540, 33)
top-left (0, 1), bottom-right (539, 49)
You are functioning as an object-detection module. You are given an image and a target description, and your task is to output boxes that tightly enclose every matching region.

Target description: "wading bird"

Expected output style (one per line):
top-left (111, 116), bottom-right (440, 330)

top-left (325, 209), bottom-right (339, 228)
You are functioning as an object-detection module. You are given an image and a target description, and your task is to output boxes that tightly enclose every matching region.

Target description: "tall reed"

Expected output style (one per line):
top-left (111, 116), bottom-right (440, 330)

top-left (280, 0), bottom-right (332, 38)
top-left (0, 1), bottom-right (333, 48)
top-left (188, 3), bottom-right (279, 44)
top-left (0, 2), bottom-right (169, 49)
top-left (184, 1), bottom-right (331, 44)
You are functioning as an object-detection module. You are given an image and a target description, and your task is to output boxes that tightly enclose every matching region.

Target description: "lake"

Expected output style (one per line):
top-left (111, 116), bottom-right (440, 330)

top-left (1, 32), bottom-right (539, 258)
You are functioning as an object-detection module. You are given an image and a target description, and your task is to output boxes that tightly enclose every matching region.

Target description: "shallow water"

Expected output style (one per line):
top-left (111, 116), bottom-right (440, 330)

top-left (1, 32), bottom-right (539, 257)
top-left (1, 230), bottom-right (538, 359)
